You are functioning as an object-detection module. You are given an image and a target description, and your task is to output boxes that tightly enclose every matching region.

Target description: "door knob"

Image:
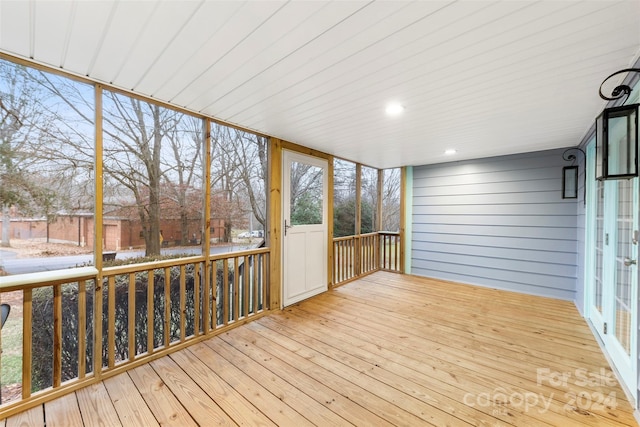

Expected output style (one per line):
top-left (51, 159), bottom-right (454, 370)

top-left (624, 257), bottom-right (637, 266)
top-left (284, 219), bottom-right (294, 236)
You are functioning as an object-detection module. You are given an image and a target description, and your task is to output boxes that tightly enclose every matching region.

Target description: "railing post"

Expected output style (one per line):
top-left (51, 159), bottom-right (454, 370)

top-left (21, 289), bottom-right (32, 400)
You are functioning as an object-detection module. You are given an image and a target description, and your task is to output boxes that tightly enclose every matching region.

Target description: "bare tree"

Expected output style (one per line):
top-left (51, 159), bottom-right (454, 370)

top-left (0, 61), bottom-right (59, 246)
top-left (1, 56), bottom-right (268, 257)
top-left (210, 124), bottom-right (266, 241)
top-left (381, 168), bottom-right (401, 231)
top-left (162, 115), bottom-right (204, 245)
top-left (102, 93), bottom-right (177, 256)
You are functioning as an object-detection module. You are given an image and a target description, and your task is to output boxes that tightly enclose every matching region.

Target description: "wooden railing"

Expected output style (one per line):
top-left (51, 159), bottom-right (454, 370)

top-left (333, 231), bottom-right (401, 286)
top-left (0, 247), bottom-right (269, 418)
top-left (379, 231), bottom-right (401, 272)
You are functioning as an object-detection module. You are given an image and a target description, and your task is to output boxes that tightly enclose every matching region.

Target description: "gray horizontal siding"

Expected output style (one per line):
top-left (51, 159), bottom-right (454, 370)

top-left (412, 148), bottom-right (578, 300)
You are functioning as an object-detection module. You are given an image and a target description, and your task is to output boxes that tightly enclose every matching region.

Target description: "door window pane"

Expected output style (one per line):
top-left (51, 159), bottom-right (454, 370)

top-left (290, 161), bottom-right (323, 226)
top-left (594, 180), bottom-right (604, 314)
top-left (615, 179), bottom-right (633, 355)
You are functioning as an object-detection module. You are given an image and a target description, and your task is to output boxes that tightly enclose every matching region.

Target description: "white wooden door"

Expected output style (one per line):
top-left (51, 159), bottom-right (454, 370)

top-left (282, 151), bottom-right (328, 307)
top-left (590, 176), bottom-right (638, 401)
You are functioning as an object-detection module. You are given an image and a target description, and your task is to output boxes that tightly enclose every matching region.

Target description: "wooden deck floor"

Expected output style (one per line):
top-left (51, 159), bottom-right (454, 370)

top-left (2, 272), bottom-right (637, 426)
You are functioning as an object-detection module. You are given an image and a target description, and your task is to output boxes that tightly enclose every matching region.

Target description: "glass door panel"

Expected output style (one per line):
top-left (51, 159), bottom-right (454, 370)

top-left (594, 180), bottom-right (605, 315)
top-left (613, 179), bottom-right (635, 357)
top-left (590, 172), bottom-right (638, 401)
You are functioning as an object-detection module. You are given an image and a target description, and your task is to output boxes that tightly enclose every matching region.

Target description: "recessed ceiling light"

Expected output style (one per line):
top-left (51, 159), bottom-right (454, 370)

top-left (444, 149), bottom-right (457, 155)
top-left (385, 103), bottom-right (404, 116)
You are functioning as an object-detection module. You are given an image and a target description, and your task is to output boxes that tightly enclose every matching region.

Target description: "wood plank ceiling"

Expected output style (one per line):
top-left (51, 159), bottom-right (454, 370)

top-left (1, 0), bottom-right (639, 169)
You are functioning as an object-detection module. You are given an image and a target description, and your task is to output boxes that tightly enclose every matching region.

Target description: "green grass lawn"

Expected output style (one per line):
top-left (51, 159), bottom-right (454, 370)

top-left (2, 317), bottom-right (23, 386)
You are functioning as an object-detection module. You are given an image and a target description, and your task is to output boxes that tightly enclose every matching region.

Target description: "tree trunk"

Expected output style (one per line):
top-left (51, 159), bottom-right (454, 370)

top-left (1, 204), bottom-right (10, 247)
top-left (180, 210), bottom-right (189, 245)
top-left (145, 105), bottom-right (163, 257)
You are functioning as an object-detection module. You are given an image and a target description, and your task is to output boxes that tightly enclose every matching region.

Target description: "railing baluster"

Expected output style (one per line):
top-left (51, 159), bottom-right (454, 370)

top-left (252, 255), bottom-right (258, 315)
top-left (262, 254), bottom-right (268, 312)
top-left (393, 236), bottom-right (400, 271)
top-left (53, 284), bottom-right (62, 387)
top-left (214, 261), bottom-right (220, 330)
top-left (147, 270), bottom-right (154, 354)
top-left (179, 265), bottom-right (186, 342)
top-left (243, 256), bottom-right (249, 319)
top-left (194, 264), bottom-right (200, 336)
top-left (348, 239), bottom-right (351, 279)
top-left (347, 240), bottom-right (352, 279)
top-left (365, 236), bottom-right (369, 272)
top-left (202, 262), bottom-right (210, 335)
top-left (340, 241), bottom-right (344, 282)
top-left (108, 276), bottom-right (116, 368)
top-left (94, 274), bottom-right (103, 377)
top-left (164, 267), bottom-right (171, 348)
top-left (384, 235), bottom-right (388, 270)
top-left (233, 258), bottom-right (239, 323)
top-left (335, 241), bottom-right (340, 283)
top-left (128, 273), bottom-right (135, 361)
top-left (22, 289), bottom-right (32, 400)
top-left (223, 260), bottom-right (229, 326)
top-left (365, 235), bottom-right (369, 272)
top-left (78, 280), bottom-right (87, 379)
top-left (360, 236), bottom-right (364, 274)
top-left (368, 235), bottom-right (372, 271)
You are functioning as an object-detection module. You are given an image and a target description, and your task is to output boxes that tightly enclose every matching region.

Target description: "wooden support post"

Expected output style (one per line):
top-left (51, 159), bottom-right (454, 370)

top-left (327, 155), bottom-right (334, 289)
top-left (355, 163), bottom-right (362, 276)
top-left (93, 85), bottom-right (104, 379)
top-left (203, 120), bottom-right (212, 334)
top-left (399, 167), bottom-right (407, 274)
top-left (269, 138), bottom-right (282, 310)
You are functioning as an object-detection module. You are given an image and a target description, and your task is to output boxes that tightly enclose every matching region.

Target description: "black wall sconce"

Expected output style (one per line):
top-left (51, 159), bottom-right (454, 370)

top-left (596, 68), bottom-right (639, 180)
top-left (562, 148), bottom-right (585, 203)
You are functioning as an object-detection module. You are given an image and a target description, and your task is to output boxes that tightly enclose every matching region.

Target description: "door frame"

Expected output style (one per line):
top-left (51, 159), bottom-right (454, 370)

top-left (268, 139), bottom-right (334, 311)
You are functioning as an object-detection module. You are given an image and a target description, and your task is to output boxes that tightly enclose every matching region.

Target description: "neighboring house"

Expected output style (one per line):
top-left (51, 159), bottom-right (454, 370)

top-left (2, 214), bottom-right (226, 250)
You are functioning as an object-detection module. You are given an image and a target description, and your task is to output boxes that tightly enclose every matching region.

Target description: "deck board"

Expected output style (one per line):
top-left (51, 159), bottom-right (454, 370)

top-left (187, 342), bottom-right (316, 427)
top-left (44, 393), bottom-right (83, 427)
top-left (127, 364), bottom-right (197, 427)
top-left (3, 272), bottom-right (637, 427)
top-left (75, 383), bottom-right (122, 427)
top-left (103, 372), bottom-right (159, 426)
